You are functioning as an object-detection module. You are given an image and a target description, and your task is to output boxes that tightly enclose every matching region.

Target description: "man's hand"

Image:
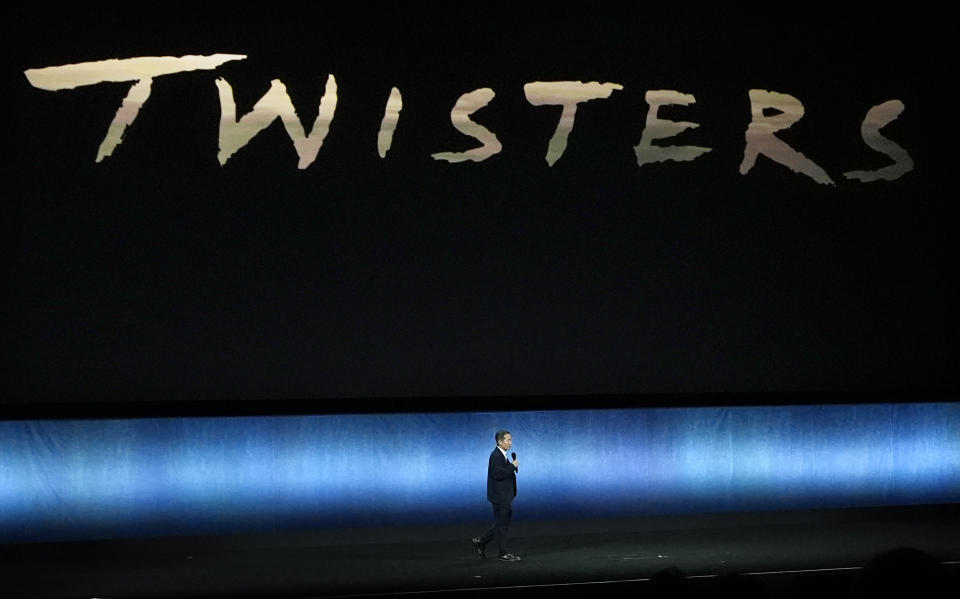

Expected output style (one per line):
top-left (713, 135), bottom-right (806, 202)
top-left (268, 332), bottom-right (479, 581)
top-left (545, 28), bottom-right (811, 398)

top-left (512, 459), bottom-right (519, 468)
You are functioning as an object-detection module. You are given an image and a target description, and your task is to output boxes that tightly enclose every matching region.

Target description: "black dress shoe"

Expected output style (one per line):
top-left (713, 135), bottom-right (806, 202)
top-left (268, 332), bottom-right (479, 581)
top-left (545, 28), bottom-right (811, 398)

top-left (498, 553), bottom-right (521, 562)
top-left (472, 537), bottom-right (485, 559)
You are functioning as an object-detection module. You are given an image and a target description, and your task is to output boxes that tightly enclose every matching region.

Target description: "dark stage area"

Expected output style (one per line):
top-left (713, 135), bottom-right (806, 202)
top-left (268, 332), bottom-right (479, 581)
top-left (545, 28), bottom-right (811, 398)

top-left (3, 505), bottom-right (957, 598)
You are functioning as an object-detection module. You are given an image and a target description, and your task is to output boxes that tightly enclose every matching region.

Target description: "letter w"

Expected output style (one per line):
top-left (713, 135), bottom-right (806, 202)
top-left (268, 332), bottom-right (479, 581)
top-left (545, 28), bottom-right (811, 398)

top-left (216, 75), bottom-right (338, 169)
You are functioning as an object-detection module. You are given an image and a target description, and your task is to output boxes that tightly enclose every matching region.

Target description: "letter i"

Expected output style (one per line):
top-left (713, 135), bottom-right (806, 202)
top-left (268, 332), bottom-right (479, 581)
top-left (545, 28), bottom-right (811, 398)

top-left (378, 87), bottom-right (403, 158)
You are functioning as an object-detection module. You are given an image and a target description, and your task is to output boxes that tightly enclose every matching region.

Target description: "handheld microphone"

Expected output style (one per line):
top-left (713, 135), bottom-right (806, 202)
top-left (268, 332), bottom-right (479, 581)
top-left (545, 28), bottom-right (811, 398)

top-left (512, 452), bottom-right (517, 472)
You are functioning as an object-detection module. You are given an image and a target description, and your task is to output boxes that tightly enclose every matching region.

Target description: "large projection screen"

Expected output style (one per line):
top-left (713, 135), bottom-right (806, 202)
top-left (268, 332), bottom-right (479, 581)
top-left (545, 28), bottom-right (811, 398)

top-left (8, 12), bottom-right (956, 404)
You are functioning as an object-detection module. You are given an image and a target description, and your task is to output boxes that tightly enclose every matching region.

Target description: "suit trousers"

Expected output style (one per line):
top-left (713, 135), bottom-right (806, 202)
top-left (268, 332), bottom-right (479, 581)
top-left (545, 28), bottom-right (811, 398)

top-left (479, 501), bottom-right (512, 556)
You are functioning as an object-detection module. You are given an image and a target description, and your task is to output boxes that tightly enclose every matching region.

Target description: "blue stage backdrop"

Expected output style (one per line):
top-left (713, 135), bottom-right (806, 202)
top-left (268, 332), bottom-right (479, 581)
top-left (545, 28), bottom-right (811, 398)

top-left (2, 403), bottom-right (958, 543)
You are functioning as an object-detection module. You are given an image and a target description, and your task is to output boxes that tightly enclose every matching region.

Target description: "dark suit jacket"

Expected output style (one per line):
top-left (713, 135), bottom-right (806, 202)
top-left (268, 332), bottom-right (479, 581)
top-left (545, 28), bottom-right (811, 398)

top-left (486, 446), bottom-right (517, 504)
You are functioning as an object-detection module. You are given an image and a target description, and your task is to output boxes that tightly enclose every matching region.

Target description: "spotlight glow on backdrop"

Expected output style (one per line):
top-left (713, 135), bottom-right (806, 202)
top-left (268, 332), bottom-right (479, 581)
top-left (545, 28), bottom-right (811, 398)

top-left (1, 403), bottom-right (957, 543)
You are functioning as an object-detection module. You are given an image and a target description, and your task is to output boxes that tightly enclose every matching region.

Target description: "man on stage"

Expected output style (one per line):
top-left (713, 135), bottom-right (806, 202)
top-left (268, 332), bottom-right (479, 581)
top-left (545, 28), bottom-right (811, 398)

top-left (473, 430), bottom-right (521, 562)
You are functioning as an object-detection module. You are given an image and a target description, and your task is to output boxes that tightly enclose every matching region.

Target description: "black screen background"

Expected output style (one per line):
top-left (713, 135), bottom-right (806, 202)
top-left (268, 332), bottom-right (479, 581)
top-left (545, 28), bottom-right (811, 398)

top-left (6, 11), bottom-right (957, 412)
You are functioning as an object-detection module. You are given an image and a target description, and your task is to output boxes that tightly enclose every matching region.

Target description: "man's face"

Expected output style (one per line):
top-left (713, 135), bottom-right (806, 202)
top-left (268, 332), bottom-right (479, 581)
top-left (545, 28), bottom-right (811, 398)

top-left (498, 433), bottom-right (512, 451)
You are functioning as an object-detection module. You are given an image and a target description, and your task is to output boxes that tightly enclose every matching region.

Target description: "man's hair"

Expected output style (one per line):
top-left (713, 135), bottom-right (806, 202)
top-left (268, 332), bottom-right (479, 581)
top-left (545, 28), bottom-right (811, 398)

top-left (495, 430), bottom-right (511, 443)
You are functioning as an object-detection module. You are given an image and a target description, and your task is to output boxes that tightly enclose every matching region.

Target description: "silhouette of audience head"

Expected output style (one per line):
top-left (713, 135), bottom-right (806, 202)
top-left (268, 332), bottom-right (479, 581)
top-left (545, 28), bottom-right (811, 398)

top-left (855, 547), bottom-right (947, 598)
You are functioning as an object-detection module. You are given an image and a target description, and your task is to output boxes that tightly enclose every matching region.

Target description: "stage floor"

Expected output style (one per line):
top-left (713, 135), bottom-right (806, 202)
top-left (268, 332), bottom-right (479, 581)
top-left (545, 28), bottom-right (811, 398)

top-left (3, 505), bottom-right (958, 598)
